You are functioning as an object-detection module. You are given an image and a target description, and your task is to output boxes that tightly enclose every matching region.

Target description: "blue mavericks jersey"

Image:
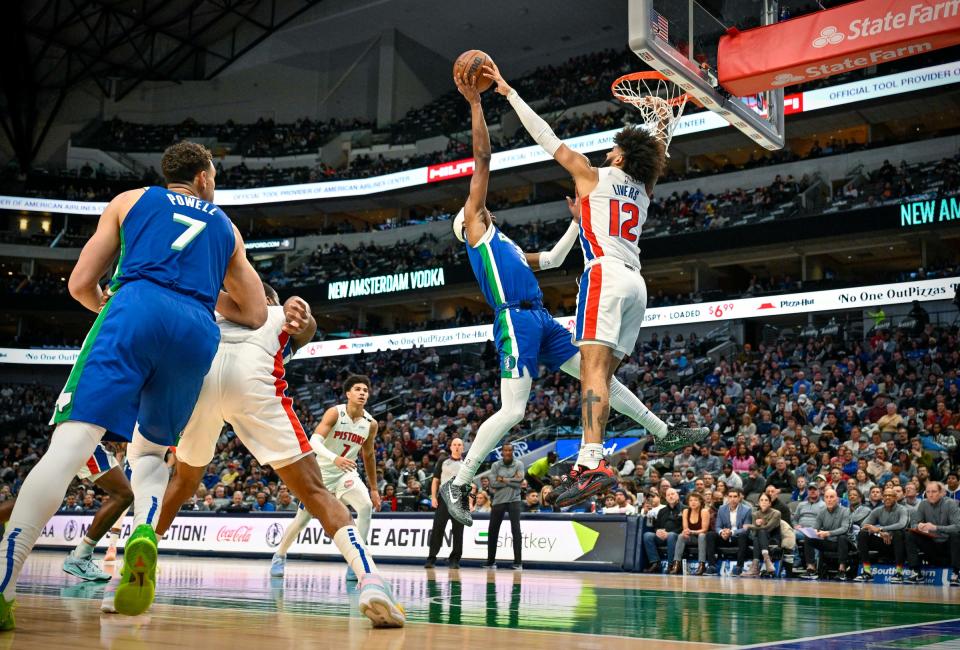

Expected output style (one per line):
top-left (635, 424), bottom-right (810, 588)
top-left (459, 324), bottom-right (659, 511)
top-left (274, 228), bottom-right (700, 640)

top-left (110, 186), bottom-right (236, 312)
top-left (466, 225), bottom-right (543, 309)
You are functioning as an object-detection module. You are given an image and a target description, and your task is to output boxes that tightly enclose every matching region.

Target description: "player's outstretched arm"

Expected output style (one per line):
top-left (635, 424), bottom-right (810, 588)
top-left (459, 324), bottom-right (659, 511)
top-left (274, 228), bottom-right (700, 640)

top-left (312, 407), bottom-right (357, 472)
top-left (69, 189), bottom-right (141, 313)
top-left (219, 224), bottom-right (268, 329)
top-left (361, 421), bottom-right (381, 510)
top-left (484, 63), bottom-right (598, 195)
top-left (282, 296), bottom-right (317, 351)
top-left (456, 72), bottom-right (492, 247)
top-left (525, 194), bottom-right (581, 271)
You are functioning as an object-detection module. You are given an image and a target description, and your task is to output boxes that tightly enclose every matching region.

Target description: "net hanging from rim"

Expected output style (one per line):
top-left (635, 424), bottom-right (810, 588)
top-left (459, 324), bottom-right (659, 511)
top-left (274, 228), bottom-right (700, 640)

top-left (611, 71), bottom-right (691, 152)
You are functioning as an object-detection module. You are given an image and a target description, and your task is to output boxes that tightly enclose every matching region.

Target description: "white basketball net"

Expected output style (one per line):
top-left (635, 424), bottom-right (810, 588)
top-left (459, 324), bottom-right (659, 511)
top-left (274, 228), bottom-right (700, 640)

top-left (612, 74), bottom-right (690, 153)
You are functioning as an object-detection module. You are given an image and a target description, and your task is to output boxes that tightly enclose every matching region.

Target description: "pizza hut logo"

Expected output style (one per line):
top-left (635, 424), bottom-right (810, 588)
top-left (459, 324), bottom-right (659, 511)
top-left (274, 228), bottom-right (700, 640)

top-left (216, 525), bottom-right (253, 543)
top-left (812, 26), bottom-right (844, 48)
top-left (758, 303), bottom-right (775, 310)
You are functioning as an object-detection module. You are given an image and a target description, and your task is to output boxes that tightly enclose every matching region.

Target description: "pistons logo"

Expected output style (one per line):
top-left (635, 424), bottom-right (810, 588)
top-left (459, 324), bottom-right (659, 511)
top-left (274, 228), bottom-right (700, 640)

top-left (344, 479), bottom-right (354, 490)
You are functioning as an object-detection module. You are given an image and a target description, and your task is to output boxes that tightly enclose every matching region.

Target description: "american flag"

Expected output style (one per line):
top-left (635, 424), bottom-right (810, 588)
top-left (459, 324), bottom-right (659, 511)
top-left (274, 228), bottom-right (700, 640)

top-left (651, 10), bottom-right (669, 42)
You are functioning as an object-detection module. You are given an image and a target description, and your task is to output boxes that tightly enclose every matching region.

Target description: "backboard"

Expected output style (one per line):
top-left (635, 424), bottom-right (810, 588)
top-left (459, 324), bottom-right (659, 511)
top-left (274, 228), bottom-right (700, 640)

top-left (628, 0), bottom-right (786, 150)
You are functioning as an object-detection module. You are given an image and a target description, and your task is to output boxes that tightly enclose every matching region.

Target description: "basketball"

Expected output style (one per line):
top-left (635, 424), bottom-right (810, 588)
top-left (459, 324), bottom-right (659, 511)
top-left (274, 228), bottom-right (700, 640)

top-left (453, 49), bottom-right (493, 92)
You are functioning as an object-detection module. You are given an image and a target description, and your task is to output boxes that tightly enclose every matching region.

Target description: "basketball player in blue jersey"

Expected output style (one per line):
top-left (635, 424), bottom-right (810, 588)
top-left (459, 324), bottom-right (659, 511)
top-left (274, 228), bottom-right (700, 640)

top-left (440, 73), bottom-right (706, 527)
top-left (0, 142), bottom-right (268, 629)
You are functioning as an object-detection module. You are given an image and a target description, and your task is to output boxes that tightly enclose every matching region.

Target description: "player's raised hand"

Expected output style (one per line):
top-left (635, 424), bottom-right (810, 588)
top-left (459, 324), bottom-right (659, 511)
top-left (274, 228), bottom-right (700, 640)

top-left (334, 456), bottom-right (357, 472)
top-left (481, 63), bottom-right (511, 96)
top-left (565, 194), bottom-right (581, 223)
top-left (454, 70), bottom-right (481, 104)
top-left (282, 296), bottom-right (310, 334)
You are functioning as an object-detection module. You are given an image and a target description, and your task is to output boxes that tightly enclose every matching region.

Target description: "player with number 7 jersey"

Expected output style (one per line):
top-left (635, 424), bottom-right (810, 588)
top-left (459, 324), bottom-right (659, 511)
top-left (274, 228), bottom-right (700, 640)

top-left (0, 142), bottom-right (268, 629)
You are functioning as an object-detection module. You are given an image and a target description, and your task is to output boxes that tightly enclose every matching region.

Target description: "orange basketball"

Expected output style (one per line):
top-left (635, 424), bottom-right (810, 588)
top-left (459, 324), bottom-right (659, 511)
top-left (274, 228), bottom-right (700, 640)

top-left (453, 50), bottom-right (494, 92)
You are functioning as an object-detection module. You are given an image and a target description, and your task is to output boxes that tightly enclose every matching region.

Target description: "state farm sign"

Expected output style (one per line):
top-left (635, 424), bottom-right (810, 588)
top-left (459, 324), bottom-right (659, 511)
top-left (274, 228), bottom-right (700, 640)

top-left (719, 0), bottom-right (960, 95)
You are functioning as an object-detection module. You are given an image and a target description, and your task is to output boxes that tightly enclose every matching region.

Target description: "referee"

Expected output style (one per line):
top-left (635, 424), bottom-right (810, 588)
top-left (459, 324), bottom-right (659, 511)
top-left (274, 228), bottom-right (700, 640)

top-left (483, 443), bottom-right (524, 570)
top-left (425, 438), bottom-right (467, 569)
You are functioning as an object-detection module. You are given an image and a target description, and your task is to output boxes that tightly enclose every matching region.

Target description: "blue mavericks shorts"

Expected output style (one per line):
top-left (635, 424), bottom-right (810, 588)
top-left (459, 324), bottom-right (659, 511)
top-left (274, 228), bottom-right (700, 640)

top-left (51, 280), bottom-right (220, 446)
top-left (492, 307), bottom-right (578, 380)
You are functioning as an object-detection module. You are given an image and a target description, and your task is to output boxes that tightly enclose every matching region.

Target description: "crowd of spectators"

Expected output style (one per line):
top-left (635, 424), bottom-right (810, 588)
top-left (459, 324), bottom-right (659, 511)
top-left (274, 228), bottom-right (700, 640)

top-left (2, 294), bottom-right (959, 582)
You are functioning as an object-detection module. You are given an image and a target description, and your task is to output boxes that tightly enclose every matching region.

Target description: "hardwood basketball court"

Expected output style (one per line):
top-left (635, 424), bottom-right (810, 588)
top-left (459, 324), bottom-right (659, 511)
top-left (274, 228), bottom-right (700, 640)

top-left (4, 551), bottom-right (959, 649)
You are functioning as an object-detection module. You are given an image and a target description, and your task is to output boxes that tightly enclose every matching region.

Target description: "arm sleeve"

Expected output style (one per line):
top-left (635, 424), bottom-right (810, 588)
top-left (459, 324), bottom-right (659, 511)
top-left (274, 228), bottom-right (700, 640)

top-left (312, 441), bottom-right (340, 463)
top-left (537, 220), bottom-right (580, 270)
top-left (507, 89), bottom-right (563, 156)
top-left (433, 461), bottom-right (444, 481)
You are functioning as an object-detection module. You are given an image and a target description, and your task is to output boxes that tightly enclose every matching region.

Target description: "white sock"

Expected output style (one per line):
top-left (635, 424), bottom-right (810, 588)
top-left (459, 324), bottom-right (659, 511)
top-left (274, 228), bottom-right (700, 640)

top-left (0, 421), bottom-right (103, 600)
top-left (127, 428), bottom-right (170, 530)
top-left (74, 535), bottom-right (97, 558)
top-left (106, 528), bottom-right (120, 545)
top-left (276, 505), bottom-right (312, 556)
top-left (576, 443), bottom-right (604, 470)
top-left (561, 355), bottom-right (668, 439)
top-left (333, 525), bottom-right (378, 576)
top-left (609, 378), bottom-right (668, 438)
top-left (454, 375), bottom-right (531, 487)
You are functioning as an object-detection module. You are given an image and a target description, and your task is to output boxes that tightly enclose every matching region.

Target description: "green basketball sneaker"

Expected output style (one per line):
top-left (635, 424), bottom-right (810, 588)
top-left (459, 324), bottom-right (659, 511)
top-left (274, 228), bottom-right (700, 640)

top-left (114, 524), bottom-right (157, 616)
top-left (0, 594), bottom-right (14, 631)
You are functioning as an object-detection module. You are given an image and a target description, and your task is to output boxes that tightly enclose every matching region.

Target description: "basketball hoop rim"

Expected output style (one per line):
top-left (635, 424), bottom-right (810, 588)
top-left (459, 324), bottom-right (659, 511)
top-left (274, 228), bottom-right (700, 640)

top-left (611, 71), bottom-right (691, 107)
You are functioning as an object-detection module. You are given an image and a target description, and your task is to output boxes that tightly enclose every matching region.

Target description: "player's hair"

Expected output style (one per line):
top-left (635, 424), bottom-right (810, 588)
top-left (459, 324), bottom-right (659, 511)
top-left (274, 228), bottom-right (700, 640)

top-left (613, 125), bottom-right (665, 188)
top-left (262, 281), bottom-right (279, 304)
top-left (161, 141), bottom-right (214, 184)
top-left (344, 374), bottom-right (371, 393)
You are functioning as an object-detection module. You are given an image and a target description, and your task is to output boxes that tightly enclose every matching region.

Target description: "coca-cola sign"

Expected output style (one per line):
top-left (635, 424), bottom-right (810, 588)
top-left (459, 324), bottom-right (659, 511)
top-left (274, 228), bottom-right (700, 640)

top-left (216, 525), bottom-right (254, 543)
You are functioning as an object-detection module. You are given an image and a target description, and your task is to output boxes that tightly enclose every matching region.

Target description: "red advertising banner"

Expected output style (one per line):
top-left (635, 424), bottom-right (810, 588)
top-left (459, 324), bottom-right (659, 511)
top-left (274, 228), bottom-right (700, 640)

top-left (427, 158), bottom-right (475, 183)
top-left (718, 0), bottom-right (960, 96)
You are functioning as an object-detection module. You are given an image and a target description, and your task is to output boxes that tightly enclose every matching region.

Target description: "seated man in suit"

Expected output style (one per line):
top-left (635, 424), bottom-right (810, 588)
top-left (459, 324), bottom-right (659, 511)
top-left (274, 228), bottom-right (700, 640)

top-left (705, 487), bottom-right (754, 576)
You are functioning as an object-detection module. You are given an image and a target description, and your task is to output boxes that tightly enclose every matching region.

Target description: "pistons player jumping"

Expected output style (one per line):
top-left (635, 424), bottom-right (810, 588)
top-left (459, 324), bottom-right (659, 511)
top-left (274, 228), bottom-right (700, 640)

top-left (484, 62), bottom-right (708, 508)
top-left (440, 69), bottom-right (706, 527)
top-left (270, 375), bottom-right (380, 583)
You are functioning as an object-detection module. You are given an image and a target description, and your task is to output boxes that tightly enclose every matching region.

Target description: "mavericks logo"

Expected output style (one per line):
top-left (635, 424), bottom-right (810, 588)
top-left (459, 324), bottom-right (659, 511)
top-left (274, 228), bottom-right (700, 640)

top-left (63, 520), bottom-right (79, 542)
top-left (502, 356), bottom-right (518, 372)
top-left (266, 523), bottom-right (284, 548)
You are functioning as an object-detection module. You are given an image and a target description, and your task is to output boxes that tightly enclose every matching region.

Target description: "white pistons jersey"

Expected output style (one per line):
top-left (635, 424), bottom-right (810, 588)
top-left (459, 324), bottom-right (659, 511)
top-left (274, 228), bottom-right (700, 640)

top-left (579, 166), bottom-right (648, 268)
top-left (216, 305), bottom-right (293, 361)
top-left (313, 404), bottom-right (373, 481)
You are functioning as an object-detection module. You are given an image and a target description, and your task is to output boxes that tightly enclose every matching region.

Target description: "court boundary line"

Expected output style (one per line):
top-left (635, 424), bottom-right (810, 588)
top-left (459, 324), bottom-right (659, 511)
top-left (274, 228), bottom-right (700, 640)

top-left (29, 586), bottom-right (724, 647)
top-left (725, 617), bottom-right (960, 649)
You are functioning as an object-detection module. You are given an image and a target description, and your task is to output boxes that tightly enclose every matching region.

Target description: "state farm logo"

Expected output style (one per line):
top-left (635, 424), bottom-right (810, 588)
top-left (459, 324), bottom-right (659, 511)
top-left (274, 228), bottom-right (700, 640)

top-left (427, 159), bottom-right (475, 182)
top-left (772, 72), bottom-right (805, 86)
top-left (813, 26), bottom-right (844, 48)
top-left (216, 525), bottom-right (253, 543)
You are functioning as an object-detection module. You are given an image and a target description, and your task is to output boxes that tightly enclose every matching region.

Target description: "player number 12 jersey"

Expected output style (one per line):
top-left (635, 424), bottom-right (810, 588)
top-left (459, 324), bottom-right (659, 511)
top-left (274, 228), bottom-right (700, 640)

top-left (579, 167), bottom-right (648, 268)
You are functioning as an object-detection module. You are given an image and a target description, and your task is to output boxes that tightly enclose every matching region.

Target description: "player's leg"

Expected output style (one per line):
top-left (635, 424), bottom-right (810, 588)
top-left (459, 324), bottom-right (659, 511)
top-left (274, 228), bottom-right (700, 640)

top-left (0, 421), bottom-right (105, 627)
top-left (154, 460), bottom-right (205, 537)
top-left (559, 353), bottom-right (668, 438)
top-left (275, 456), bottom-right (404, 627)
top-left (445, 373), bottom-right (532, 526)
top-left (339, 480), bottom-right (374, 582)
top-left (271, 503), bottom-right (313, 577)
top-left (64, 464), bottom-right (133, 582)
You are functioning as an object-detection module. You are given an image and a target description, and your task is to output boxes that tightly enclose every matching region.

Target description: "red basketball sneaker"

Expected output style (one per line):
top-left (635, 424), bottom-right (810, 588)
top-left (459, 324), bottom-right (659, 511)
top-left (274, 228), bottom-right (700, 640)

top-left (554, 460), bottom-right (617, 508)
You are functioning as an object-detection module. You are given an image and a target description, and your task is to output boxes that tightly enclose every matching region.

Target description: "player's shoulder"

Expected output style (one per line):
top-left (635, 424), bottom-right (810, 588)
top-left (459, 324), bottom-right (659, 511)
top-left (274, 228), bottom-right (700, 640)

top-left (362, 410), bottom-right (375, 423)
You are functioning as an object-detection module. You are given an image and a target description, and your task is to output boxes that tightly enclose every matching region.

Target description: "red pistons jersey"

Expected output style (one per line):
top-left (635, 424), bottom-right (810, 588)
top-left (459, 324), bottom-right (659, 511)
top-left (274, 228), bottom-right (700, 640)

top-left (579, 166), bottom-right (647, 268)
